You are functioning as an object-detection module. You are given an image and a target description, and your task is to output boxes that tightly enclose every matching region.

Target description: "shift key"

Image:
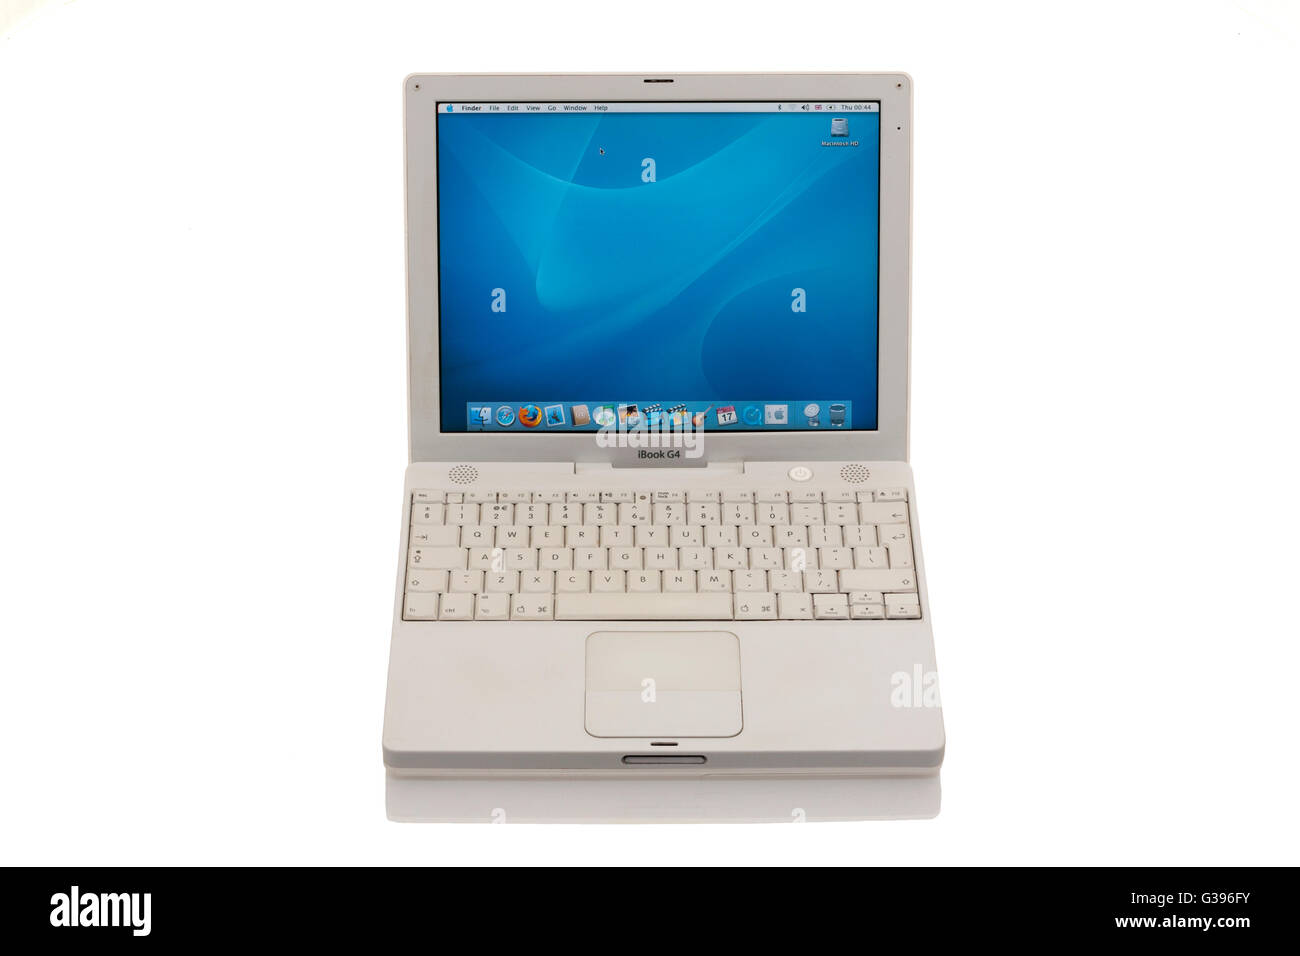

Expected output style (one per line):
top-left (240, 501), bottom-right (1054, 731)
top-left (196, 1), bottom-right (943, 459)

top-left (838, 569), bottom-right (917, 592)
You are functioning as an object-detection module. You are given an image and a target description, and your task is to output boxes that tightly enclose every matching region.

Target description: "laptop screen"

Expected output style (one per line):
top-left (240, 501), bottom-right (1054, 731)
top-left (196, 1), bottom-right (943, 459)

top-left (435, 101), bottom-right (880, 433)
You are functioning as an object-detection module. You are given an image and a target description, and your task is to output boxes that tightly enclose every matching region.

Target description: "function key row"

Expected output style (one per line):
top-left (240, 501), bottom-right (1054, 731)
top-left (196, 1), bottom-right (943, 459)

top-left (413, 488), bottom-right (908, 505)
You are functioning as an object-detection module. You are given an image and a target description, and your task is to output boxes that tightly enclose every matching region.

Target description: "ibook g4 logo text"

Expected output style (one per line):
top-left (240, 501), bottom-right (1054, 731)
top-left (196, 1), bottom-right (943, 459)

top-left (50, 885), bottom-right (151, 937)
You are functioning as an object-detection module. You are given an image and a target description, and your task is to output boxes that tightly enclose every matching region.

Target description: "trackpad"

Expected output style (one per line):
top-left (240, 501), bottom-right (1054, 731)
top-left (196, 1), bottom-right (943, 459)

top-left (585, 631), bottom-right (742, 738)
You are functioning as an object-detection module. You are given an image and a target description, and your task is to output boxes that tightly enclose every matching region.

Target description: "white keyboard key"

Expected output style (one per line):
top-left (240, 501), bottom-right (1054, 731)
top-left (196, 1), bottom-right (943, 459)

top-left (813, 593), bottom-right (849, 619)
top-left (734, 592), bottom-right (776, 620)
top-left (691, 503), bottom-right (722, 525)
top-left (628, 570), bottom-right (661, 593)
top-left (738, 525), bottom-right (773, 547)
top-left (438, 592), bottom-right (474, 620)
top-left (843, 524), bottom-right (877, 547)
top-left (851, 603), bottom-right (885, 619)
top-left (445, 503), bottom-right (478, 524)
top-left (758, 502), bottom-right (790, 524)
top-left (688, 490), bottom-right (721, 502)
top-left (409, 524), bottom-right (460, 547)
top-left (575, 548), bottom-right (608, 570)
top-left (723, 489), bottom-right (753, 502)
top-left (402, 593), bottom-right (438, 620)
top-left (601, 525), bottom-right (634, 547)
top-left (653, 503), bottom-right (686, 526)
top-left (680, 547), bottom-right (712, 570)
top-left (714, 547), bottom-right (748, 570)
top-left (791, 503), bottom-right (823, 525)
top-left (819, 547), bottom-right (854, 569)
top-left (853, 546), bottom-right (889, 569)
top-left (733, 570), bottom-right (767, 592)
top-left (531, 525), bottom-right (564, 546)
top-left (804, 570), bottom-right (838, 593)
top-left (534, 491), bottom-right (565, 503)
top-left (539, 547), bottom-right (573, 569)
top-left (448, 570), bottom-right (483, 592)
top-left (550, 502), bottom-right (581, 525)
top-left (500, 491), bottom-right (531, 503)
top-left (482, 503), bottom-right (514, 525)
top-left (592, 570), bottom-right (626, 592)
top-left (884, 593), bottom-right (922, 619)
top-left (777, 592), bottom-right (813, 619)
top-left (467, 548), bottom-right (496, 572)
top-left (874, 488), bottom-right (908, 502)
top-left (725, 502), bottom-right (756, 525)
top-left (465, 491), bottom-right (496, 503)
top-left (518, 503), bottom-right (548, 525)
top-left (444, 492), bottom-right (463, 503)
top-left (503, 548), bottom-right (537, 570)
top-left (494, 525), bottom-right (528, 546)
top-left (459, 525), bottom-right (494, 547)
top-left (585, 503), bottom-right (615, 525)
top-left (556, 570), bottom-right (590, 593)
top-left (485, 571), bottom-right (519, 593)
top-left (408, 547), bottom-right (468, 570)
top-left (645, 548), bottom-right (677, 569)
top-left (849, 590), bottom-right (884, 605)
top-left (663, 570), bottom-right (696, 592)
top-left (880, 526), bottom-right (914, 568)
top-left (823, 488), bottom-right (857, 502)
top-left (838, 569), bottom-right (918, 592)
top-left (520, 570), bottom-right (555, 593)
top-left (704, 525), bottom-right (738, 547)
top-left (769, 570), bottom-right (802, 592)
top-left (809, 525), bottom-right (842, 548)
top-left (411, 503), bottom-right (445, 525)
top-left (511, 594), bottom-right (554, 620)
top-left (858, 501), bottom-right (909, 525)
top-left (756, 489), bottom-right (788, 502)
top-left (618, 502), bottom-right (651, 525)
top-left (566, 525), bottom-right (600, 547)
top-left (405, 569), bottom-right (447, 593)
top-left (556, 593), bottom-right (733, 620)
top-left (474, 592), bottom-right (509, 620)
top-left (773, 525), bottom-right (808, 547)
top-left (599, 490), bottom-right (632, 502)
top-left (790, 490), bottom-right (822, 503)
top-left (634, 525), bottom-right (669, 546)
top-left (652, 490), bottom-right (684, 502)
top-left (411, 489), bottom-right (444, 504)
top-left (610, 547), bottom-right (643, 570)
top-left (670, 525), bottom-right (703, 546)
top-left (750, 547), bottom-right (783, 570)
top-left (783, 546), bottom-right (818, 570)
top-left (568, 491), bottom-right (602, 503)
top-left (825, 502), bottom-right (857, 525)
top-left (698, 570), bottom-right (731, 592)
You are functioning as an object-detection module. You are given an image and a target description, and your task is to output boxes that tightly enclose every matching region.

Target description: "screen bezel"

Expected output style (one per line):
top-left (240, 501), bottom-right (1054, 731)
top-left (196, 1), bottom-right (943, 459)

top-left (405, 73), bottom-right (912, 462)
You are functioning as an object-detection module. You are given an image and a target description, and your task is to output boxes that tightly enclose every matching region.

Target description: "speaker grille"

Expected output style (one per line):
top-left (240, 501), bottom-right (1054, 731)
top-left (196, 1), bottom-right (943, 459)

top-left (839, 463), bottom-right (869, 483)
top-left (447, 464), bottom-right (478, 485)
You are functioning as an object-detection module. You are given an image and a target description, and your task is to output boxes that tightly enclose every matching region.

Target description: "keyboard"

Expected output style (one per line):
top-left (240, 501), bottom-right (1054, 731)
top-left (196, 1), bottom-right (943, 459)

top-left (401, 488), bottom-right (920, 622)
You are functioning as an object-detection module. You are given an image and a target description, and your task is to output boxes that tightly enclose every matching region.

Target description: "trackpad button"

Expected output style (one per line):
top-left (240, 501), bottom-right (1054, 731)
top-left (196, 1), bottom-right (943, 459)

top-left (585, 631), bottom-right (742, 738)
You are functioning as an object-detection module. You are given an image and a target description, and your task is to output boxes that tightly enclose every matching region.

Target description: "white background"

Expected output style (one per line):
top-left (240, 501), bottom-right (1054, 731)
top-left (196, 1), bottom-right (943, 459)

top-left (2, 0), bottom-right (1297, 865)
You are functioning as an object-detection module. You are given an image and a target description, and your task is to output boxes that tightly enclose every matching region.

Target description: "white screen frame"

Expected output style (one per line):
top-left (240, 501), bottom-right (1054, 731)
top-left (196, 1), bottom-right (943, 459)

top-left (404, 73), bottom-right (912, 463)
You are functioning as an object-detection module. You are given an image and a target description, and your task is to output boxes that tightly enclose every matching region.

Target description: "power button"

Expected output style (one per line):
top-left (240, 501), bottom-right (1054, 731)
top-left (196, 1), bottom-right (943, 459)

top-left (788, 465), bottom-right (813, 482)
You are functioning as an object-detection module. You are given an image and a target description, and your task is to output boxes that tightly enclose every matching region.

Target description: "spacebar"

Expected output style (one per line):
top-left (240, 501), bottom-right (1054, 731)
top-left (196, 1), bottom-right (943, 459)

top-left (555, 594), bottom-right (734, 620)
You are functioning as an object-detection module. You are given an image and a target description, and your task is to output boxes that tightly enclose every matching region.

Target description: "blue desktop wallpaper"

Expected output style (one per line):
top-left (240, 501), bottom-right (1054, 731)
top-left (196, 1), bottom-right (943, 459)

top-left (436, 108), bottom-right (880, 430)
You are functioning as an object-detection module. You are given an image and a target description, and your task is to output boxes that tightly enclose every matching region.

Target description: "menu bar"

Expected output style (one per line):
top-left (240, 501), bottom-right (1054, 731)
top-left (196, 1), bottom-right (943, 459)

top-left (440, 101), bottom-right (879, 115)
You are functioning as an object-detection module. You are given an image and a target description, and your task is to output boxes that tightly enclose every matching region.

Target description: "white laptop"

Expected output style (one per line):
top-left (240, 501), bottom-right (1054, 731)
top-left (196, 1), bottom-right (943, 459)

top-left (383, 73), bottom-right (944, 777)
